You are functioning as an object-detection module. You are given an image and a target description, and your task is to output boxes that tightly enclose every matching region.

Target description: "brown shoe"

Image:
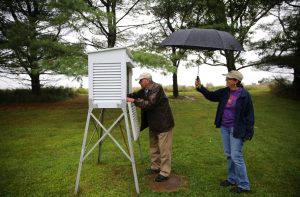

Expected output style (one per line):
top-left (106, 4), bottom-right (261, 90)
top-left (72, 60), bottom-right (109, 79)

top-left (155, 174), bottom-right (169, 182)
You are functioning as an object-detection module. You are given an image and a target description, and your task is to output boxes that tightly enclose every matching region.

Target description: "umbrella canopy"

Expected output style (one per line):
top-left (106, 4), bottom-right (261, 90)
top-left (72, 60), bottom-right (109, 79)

top-left (161, 28), bottom-right (244, 51)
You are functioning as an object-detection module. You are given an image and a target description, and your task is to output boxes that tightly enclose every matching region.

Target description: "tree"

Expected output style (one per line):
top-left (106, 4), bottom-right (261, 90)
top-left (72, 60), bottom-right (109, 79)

top-left (57, 0), bottom-right (146, 49)
top-left (0, 0), bottom-right (86, 95)
top-left (138, 0), bottom-right (284, 97)
top-left (253, 1), bottom-right (300, 90)
top-left (183, 0), bottom-right (287, 72)
top-left (137, 0), bottom-right (209, 97)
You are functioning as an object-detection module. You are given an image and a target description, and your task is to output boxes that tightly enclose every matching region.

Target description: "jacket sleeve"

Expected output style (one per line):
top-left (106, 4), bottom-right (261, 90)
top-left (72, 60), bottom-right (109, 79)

top-left (244, 92), bottom-right (255, 140)
top-left (127, 90), bottom-right (144, 99)
top-left (134, 85), bottom-right (163, 110)
top-left (196, 85), bottom-right (222, 102)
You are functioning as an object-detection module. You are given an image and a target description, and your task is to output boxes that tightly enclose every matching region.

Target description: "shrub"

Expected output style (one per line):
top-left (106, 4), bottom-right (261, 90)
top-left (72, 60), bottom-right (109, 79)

top-left (163, 85), bottom-right (173, 92)
top-left (75, 87), bottom-right (88, 94)
top-left (0, 87), bottom-right (79, 103)
top-left (269, 78), bottom-right (300, 100)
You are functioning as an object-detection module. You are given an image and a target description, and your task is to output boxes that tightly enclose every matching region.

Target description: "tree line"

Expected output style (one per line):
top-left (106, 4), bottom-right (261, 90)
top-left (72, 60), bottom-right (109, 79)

top-left (0, 0), bottom-right (299, 96)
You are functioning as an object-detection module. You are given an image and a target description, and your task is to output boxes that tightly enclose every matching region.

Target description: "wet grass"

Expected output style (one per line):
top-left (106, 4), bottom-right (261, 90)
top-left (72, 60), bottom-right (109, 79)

top-left (0, 87), bottom-right (300, 196)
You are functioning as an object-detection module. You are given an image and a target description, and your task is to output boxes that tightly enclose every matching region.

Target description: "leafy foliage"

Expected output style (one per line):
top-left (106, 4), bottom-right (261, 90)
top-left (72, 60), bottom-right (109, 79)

top-left (252, 1), bottom-right (300, 90)
top-left (131, 50), bottom-right (174, 72)
top-left (0, 0), bottom-right (87, 94)
top-left (55, 0), bottom-right (145, 48)
top-left (135, 0), bottom-right (283, 97)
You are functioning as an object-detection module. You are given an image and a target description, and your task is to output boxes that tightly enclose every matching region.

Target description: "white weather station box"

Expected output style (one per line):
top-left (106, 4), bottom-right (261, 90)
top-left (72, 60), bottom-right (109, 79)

top-left (75, 47), bottom-right (141, 195)
top-left (88, 47), bottom-right (134, 108)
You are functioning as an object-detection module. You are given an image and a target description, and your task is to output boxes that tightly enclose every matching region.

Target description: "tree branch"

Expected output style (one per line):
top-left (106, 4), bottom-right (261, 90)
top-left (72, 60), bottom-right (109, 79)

top-left (232, 0), bottom-right (250, 24)
top-left (284, 0), bottom-right (300, 8)
top-left (117, 20), bottom-right (159, 34)
top-left (276, 6), bottom-right (290, 40)
top-left (117, 0), bottom-right (141, 24)
top-left (204, 62), bottom-right (226, 67)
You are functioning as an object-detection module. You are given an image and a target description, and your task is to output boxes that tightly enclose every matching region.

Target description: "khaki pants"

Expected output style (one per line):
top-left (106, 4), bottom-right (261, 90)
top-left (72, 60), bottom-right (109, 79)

top-left (149, 130), bottom-right (173, 177)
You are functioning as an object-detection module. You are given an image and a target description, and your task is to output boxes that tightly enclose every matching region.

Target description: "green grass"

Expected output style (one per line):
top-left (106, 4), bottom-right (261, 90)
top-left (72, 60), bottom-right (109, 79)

top-left (0, 88), bottom-right (300, 196)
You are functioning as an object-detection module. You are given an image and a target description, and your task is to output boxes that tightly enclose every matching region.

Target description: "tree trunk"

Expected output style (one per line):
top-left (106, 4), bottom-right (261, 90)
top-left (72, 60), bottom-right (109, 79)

top-left (30, 74), bottom-right (41, 95)
top-left (172, 72), bottom-right (178, 98)
top-left (171, 56), bottom-right (179, 98)
top-left (293, 67), bottom-right (300, 90)
top-left (107, 1), bottom-right (116, 48)
top-left (225, 50), bottom-right (236, 71)
top-left (107, 33), bottom-right (116, 48)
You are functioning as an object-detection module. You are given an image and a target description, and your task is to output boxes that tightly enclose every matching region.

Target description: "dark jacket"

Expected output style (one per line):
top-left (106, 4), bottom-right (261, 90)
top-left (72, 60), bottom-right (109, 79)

top-left (196, 85), bottom-right (254, 140)
top-left (128, 82), bottom-right (174, 133)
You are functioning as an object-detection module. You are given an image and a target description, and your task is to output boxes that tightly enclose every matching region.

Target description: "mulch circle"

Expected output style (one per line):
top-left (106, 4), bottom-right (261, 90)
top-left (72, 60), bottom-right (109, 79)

top-left (147, 174), bottom-right (188, 192)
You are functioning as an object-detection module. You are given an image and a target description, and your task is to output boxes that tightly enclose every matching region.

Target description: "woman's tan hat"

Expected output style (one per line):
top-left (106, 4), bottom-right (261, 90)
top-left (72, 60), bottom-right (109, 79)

top-left (223, 70), bottom-right (243, 81)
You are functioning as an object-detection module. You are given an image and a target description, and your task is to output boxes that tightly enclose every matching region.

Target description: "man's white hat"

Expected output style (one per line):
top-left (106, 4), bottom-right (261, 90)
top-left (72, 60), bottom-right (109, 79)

top-left (135, 72), bottom-right (152, 81)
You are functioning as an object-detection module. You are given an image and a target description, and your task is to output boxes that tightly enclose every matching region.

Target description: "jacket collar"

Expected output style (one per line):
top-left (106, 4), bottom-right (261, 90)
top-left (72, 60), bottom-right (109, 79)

top-left (147, 82), bottom-right (155, 91)
top-left (226, 87), bottom-right (247, 98)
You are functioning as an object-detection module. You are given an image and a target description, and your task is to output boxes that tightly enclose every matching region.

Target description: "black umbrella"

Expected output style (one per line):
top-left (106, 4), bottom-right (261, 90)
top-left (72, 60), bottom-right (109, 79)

top-left (161, 28), bottom-right (244, 79)
top-left (161, 28), bottom-right (244, 51)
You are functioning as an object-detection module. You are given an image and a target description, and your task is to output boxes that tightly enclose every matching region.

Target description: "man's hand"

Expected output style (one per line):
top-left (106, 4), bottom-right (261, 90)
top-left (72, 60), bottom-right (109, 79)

top-left (127, 97), bottom-right (135, 103)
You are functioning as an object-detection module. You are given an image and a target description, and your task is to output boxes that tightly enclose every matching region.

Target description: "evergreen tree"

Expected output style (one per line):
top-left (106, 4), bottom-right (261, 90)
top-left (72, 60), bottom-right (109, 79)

top-left (0, 0), bottom-right (86, 94)
top-left (253, 1), bottom-right (300, 91)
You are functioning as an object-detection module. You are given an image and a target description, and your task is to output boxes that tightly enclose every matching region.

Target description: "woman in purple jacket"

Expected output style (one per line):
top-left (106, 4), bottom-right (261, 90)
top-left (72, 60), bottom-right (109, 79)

top-left (195, 70), bottom-right (254, 194)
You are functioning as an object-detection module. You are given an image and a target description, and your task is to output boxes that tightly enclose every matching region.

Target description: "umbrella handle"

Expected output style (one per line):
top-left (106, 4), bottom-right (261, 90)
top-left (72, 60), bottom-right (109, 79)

top-left (196, 65), bottom-right (200, 81)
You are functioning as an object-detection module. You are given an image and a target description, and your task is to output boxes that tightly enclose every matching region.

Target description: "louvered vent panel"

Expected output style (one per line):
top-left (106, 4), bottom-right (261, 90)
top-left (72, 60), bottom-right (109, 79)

top-left (93, 63), bottom-right (122, 101)
top-left (128, 102), bottom-right (140, 141)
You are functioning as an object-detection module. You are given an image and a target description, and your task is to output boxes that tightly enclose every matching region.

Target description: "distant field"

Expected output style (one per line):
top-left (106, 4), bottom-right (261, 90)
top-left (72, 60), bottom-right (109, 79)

top-left (0, 87), bottom-right (299, 196)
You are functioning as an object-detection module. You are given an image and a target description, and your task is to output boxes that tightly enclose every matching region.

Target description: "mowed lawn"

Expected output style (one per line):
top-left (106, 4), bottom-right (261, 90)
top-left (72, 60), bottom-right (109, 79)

top-left (0, 88), bottom-right (299, 196)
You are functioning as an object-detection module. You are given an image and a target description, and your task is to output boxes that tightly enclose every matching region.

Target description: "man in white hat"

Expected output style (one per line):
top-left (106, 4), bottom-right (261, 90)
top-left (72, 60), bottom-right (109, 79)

top-left (127, 72), bottom-right (175, 182)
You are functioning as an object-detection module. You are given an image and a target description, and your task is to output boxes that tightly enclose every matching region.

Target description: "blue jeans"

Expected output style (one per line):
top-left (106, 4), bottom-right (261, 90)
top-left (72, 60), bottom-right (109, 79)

top-left (220, 126), bottom-right (250, 190)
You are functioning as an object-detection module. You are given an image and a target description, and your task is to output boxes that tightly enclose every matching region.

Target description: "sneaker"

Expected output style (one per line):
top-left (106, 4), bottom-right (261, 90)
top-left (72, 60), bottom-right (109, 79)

top-left (220, 180), bottom-right (236, 187)
top-left (230, 186), bottom-right (250, 193)
top-left (146, 168), bottom-right (160, 174)
top-left (155, 174), bottom-right (169, 182)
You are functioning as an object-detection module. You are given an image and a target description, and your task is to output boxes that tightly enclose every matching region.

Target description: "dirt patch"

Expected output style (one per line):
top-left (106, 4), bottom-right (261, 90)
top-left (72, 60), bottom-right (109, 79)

top-left (147, 174), bottom-right (188, 192)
